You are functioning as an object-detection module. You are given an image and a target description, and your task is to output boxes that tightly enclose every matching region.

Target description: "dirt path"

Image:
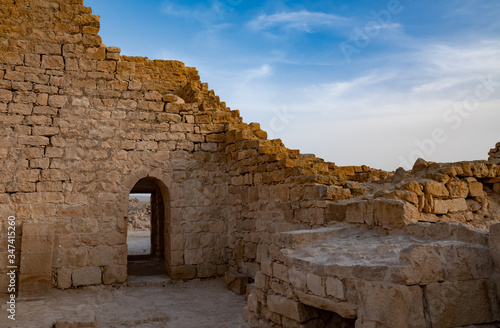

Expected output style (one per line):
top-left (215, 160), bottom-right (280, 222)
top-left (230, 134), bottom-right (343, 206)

top-left (1, 278), bottom-right (250, 328)
top-left (127, 230), bottom-right (151, 256)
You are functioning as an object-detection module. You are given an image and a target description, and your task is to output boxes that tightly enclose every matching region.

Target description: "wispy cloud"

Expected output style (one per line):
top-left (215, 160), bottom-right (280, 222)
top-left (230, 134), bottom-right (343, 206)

top-left (244, 64), bottom-right (273, 81)
top-left (247, 10), bottom-right (348, 33)
top-left (161, 1), bottom-right (229, 23)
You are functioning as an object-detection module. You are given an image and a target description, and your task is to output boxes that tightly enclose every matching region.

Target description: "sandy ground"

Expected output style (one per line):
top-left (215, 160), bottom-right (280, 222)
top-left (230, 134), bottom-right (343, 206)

top-left (127, 230), bottom-right (151, 256)
top-left (1, 278), bottom-right (250, 328)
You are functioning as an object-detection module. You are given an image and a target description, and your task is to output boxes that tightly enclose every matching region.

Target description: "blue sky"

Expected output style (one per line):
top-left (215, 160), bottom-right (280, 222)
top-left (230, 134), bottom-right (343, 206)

top-left (85, 0), bottom-right (500, 170)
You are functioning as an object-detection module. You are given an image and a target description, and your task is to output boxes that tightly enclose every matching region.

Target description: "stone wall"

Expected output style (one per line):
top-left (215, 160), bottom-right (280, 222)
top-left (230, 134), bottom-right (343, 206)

top-left (0, 0), bottom-right (238, 289)
top-left (490, 142), bottom-right (500, 164)
top-left (244, 223), bottom-right (500, 328)
top-left (1, 2), bottom-right (499, 327)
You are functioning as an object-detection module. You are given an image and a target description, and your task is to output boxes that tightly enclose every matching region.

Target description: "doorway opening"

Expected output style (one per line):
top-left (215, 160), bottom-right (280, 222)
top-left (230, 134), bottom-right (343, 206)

top-left (127, 193), bottom-right (152, 256)
top-left (127, 177), bottom-right (169, 277)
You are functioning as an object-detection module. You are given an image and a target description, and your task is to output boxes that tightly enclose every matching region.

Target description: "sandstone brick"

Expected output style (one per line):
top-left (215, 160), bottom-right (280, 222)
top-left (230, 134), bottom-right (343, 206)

top-left (170, 265), bottom-right (196, 280)
top-left (72, 267), bottom-right (102, 287)
top-left (5, 70), bottom-right (25, 81)
top-left (48, 95), bottom-right (68, 108)
top-left (0, 89), bottom-right (13, 102)
top-left (89, 245), bottom-right (115, 267)
top-left (306, 273), bottom-right (325, 297)
top-left (273, 262), bottom-right (289, 282)
top-left (46, 147), bottom-right (64, 158)
top-left (56, 267), bottom-right (72, 289)
top-left (19, 136), bottom-right (50, 146)
top-left (374, 199), bottom-right (419, 228)
top-left (326, 277), bottom-right (346, 300)
top-left (296, 292), bottom-right (357, 319)
top-left (261, 258), bottom-right (273, 276)
top-left (346, 201), bottom-right (373, 224)
top-left (468, 181), bottom-right (485, 197)
top-left (85, 47), bottom-right (106, 60)
top-left (357, 281), bottom-right (426, 328)
top-left (288, 267), bottom-right (307, 290)
top-left (424, 181), bottom-right (450, 197)
top-left (35, 43), bottom-right (62, 55)
top-left (103, 265), bottom-right (127, 284)
top-left (225, 271), bottom-right (248, 295)
top-left (433, 198), bottom-right (467, 214)
top-left (491, 223), bottom-right (500, 270)
top-left (19, 223), bottom-right (55, 298)
top-left (425, 280), bottom-right (500, 328)
top-left (247, 293), bottom-right (261, 314)
top-left (446, 179), bottom-right (469, 198)
top-left (33, 126), bottom-right (60, 136)
top-left (255, 271), bottom-right (270, 290)
top-left (42, 55), bottom-right (65, 69)
top-left (9, 102), bottom-right (33, 115)
top-left (267, 294), bottom-right (318, 323)
top-left (198, 263), bottom-right (218, 278)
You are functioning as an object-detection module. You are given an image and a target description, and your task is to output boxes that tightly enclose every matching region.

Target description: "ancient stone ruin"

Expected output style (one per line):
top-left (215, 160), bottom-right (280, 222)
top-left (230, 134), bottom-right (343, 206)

top-left (0, 1), bottom-right (499, 327)
top-left (490, 143), bottom-right (500, 165)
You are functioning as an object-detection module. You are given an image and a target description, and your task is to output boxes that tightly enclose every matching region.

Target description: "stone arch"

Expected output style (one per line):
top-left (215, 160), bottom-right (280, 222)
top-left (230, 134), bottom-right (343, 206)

top-left (120, 168), bottom-right (174, 277)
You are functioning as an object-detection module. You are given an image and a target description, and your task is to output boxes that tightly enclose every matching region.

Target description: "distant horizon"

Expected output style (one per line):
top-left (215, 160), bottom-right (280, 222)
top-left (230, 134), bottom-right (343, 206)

top-left (86, 0), bottom-right (500, 171)
top-left (129, 194), bottom-right (151, 203)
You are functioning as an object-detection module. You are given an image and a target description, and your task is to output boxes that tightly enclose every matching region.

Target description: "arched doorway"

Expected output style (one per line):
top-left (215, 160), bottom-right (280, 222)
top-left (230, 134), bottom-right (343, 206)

top-left (127, 177), bottom-right (170, 277)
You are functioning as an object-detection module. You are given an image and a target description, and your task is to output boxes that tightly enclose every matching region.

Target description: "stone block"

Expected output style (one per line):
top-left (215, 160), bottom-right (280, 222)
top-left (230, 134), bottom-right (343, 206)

top-left (198, 263), bottom-right (217, 278)
top-left (72, 267), bottom-right (102, 287)
top-left (491, 223), bottom-right (500, 270)
top-left (296, 292), bottom-right (357, 319)
top-left (374, 199), bottom-right (419, 228)
top-left (89, 245), bottom-right (115, 267)
top-left (273, 262), bottom-right (289, 282)
top-left (261, 258), bottom-right (273, 276)
top-left (255, 271), bottom-right (270, 291)
top-left (41, 55), bottom-right (65, 69)
top-left (248, 293), bottom-right (261, 314)
top-left (356, 281), bottom-right (426, 328)
top-left (446, 179), bottom-right (469, 198)
top-left (170, 265), bottom-right (196, 280)
top-left (439, 243), bottom-right (494, 281)
top-left (433, 198), bottom-right (467, 214)
top-left (306, 273), bottom-right (325, 297)
top-left (57, 268), bottom-right (72, 289)
top-left (103, 265), bottom-right (126, 285)
top-left (424, 181), bottom-right (450, 197)
top-left (325, 203), bottom-right (348, 222)
top-left (424, 280), bottom-right (500, 328)
top-left (267, 294), bottom-right (318, 323)
top-left (469, 181), bottom-right (485, 197)
top-left (346, 201), bottom-right (373, 224)
top-left (326, 277), bottom-right (346, 300)
top-left (19, 223), bottom-right (55, 298)
top-left (288, 267), bottom-right (307, 290)
top-left (393, 244), bottom-right (445, 285)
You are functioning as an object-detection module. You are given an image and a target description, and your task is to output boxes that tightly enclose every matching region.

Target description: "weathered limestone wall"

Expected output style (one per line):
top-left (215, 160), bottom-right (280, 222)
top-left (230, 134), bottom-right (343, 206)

top-left (0, 0), bottom-right (238, 290)
top-left (1, 2), bottom-right (500, 327)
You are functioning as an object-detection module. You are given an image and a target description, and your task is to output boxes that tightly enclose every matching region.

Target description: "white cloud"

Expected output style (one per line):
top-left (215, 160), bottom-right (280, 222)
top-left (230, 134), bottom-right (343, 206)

top-left (243, 39), bottom-right (500, 170)
top-left (244, 64), bottom-right (273, 81)
top-left (247, 10), bottom-right (348, 33)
